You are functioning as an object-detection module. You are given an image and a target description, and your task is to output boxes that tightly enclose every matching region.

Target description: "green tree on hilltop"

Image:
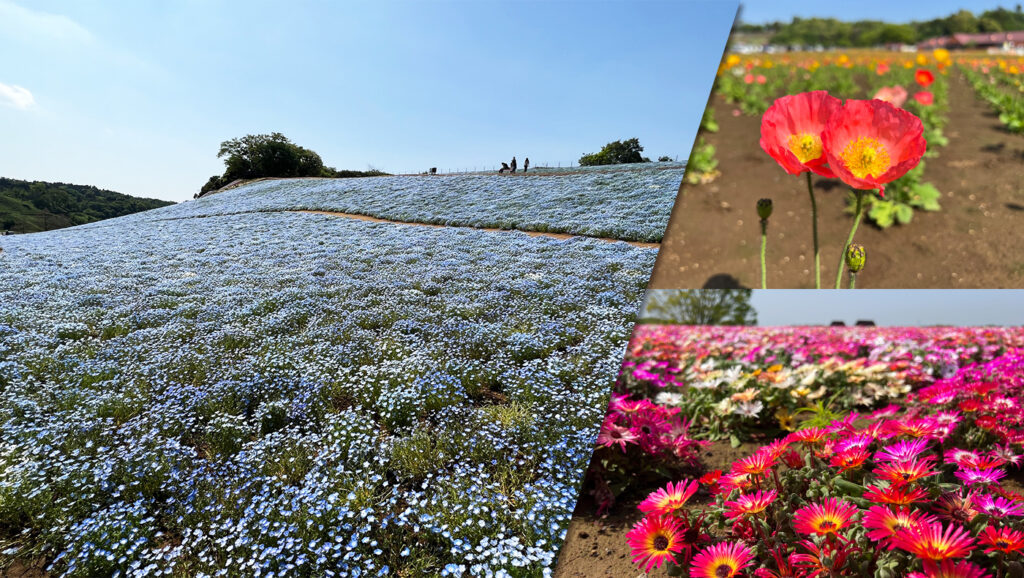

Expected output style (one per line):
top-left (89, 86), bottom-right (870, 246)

top-left (578, 138), bottom-right (651, 167)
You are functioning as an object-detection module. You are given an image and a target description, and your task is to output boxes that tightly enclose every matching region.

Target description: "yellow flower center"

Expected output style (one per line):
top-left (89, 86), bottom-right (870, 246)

top-left (839, 137), bottom-right (891, 179)
top-left (787, 133), bottom-right (823, 164)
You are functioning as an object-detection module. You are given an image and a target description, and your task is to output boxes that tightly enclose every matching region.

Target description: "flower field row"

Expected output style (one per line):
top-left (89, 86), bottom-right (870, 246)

top-left (586, 326), bottom-right (1024, 514)
top-left (0, 210), bottom-right (656, 577)
top-left (960, 57), bottom-right (1024, 133)
top-left (86, 163), bottom-right (685, 243)
top-left (622, 335), bottom-right (1024, 577)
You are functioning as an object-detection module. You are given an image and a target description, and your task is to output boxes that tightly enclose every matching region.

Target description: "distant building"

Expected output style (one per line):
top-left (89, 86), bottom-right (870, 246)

top-left (918, 31), bottom-right (1024, 53)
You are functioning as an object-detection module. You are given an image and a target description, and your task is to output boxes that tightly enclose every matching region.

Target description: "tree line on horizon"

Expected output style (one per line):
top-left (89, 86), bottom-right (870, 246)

top-left (0, 178), bottom-right (172, 234)
top-left (737, 6), bottom-right (1024, 47)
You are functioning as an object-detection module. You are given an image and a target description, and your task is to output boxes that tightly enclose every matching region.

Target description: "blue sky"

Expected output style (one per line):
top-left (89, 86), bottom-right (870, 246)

top-left (751, 290), bottom-right (1024, 326)
top-left (0, 0), bottom-right (738, 202)
top-left (739, 1), bottom-right (1012, 25)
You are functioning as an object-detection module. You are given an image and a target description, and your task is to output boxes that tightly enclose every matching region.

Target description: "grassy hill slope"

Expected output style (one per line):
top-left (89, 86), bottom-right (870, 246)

top-left (0, 177), bottom-right (173, 233)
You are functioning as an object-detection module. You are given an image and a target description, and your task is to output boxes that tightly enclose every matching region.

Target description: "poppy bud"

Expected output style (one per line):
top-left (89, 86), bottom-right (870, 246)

top-left (757, 198), bottom-right (773, 220)
top-left (845, 244), bottom-right (866, 273)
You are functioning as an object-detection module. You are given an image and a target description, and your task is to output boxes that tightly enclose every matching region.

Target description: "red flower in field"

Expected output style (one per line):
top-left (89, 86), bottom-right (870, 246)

top-left (873, 85), bottom-right (908, 108)
top-left (760, 91), bottom-right (841, 178)
top-left (888, 417), bottom-right (940, 439)
top-left (626, 515), bottom-right (684, 573)
top-left (689, 541), bottom-right (755, 578)
top-left (732, 451), bottom-right (777, 476)
top-left (864, 484), bottom-right (929, 506)
top-left (792, 498), bottom-right (859, 536)
top-left (699, 470), bottom-right (722, 493)
top-left (979, 525), bottom-right (1024, 554)
top-left (916, 68), bottom-right (936, 87)
top-left (862, 505), bottom-right (938, 548)
top-left (744, 73), bottom-right (755, 84)
top-left (596, 417), bottom-right (638, 452)
top-left (756, 74), bottom-right (767, 85)
top-left (830, 447), bottom-right (870, 473)
top-left (788, 426), bottom-right (829, 444)
top-left (724, 489), bottom-right (777, 520)
top-left (876, 62), bottom-right (891, 75)
top-left (876, 438), bottom-right (930, 462)
top-left (791, 539), bottom-right (854, 577)
top-left (639, 480), bottom-right (700, 517)
top-left (914, 91), bottom-right (935, 106)
top-left (875, 457), bottom-right (939, 486)
top-left (892, 522), bottom-right (976, 561)
top-left (907, 560), bottom-right (993, 578)
top-left (976, 494), bottom-right (1024, 519)
top-left (933, 490), bottom-right (979, 525)
top-left (821, 98), bottom-right (926, 196)
top-left (954, 467), bottom-right (1006, 486)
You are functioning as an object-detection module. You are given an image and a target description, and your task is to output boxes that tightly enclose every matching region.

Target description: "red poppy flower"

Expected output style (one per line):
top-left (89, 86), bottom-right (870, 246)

top-left (760, 91), bottom-right (841, 178)
top-left (914, 91), bottom-right (934, 106)
top-left (821, 99), bottom-right (926, 196)
top-left (916, 69), bottom-right (935, 87)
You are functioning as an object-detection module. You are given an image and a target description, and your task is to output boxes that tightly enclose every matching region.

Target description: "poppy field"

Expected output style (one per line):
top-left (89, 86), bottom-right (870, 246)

top-left (652, 49), bottom-right (1024, 289)
top-left (0, 169), bottom-right (663, 577)
top-left (556, 325), bottom-right (1024, 577)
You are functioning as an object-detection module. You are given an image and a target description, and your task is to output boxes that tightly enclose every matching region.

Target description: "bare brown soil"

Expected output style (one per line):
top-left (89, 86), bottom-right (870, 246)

top-left (295, 210), bottom-right (661, 248)
top-left (650, 71), bottom-right (1024, 289)
top-left (554, 441), bottom-right (758, 578)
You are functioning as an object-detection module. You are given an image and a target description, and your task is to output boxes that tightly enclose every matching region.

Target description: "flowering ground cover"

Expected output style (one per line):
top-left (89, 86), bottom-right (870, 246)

top-left (555, 325), bottom-right (1024, 577)
top-left (960, 56), bottom-right (1024, 133)
top-left (0, 196), bottom-right (657, 576)
top-left (89, 163), bottom-right (684, 243)
top-left (653, 49), bottom-right (1024, 289)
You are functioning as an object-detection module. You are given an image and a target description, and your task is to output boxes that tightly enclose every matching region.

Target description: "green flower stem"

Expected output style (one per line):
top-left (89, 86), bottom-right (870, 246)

top-left (760, 219), bottom-right (768, 289)
top-left (835, 190), bottom-right (866, 289)
top-left (849, 272), bottom-right (857, 289)
top-left (805, 172), bottom-right (820, 289)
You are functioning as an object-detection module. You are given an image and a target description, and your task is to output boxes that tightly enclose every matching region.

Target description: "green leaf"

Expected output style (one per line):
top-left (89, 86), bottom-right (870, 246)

top-left (895, 203), bottom-right (913, 225)
top-left (729, 434), bottom-right (741, 448)
top-left (868, 201), bottom-right (895, 229)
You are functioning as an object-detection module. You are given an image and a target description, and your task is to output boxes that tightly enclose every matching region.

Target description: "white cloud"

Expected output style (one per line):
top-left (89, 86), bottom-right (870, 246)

top-left (0, 82), bottom-right (34, 109)
top-left (0, 1), bottom-right (93, 44)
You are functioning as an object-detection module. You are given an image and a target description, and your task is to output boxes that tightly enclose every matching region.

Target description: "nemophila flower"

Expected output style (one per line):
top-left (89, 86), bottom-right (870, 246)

top-left (689, 541), bottom-right (754, 578)
top-left (759, 91), bottom-right (841, 177)
top-left (863, 505), bottom-right (938, 548)
top-left (979, 525), bottom-right (1024, 554)
top-left (893, 522), bottom-right (976, 561)
top-left (792, 498), bottom-right (858, 536)
top-left (821, 98), bottom-right (926, 196)
top-left (954, 467), bottom-right (1006, 486)
top-left (875, 458), bottom-right (939, 486)
top-left (626, 515), bottom-right (684, 573)
top-left (865, 484), bottom-right (929, 506)
top-left (916, 69), bottom-right (936, 87)
top-left (639, 480), bottom-right (700, 517)
top-left (976, 494), bottom-right (1024, 519)
top-left (907, 560), bottom-right (993, 578)
top-left (724, 489), bottom-right (777, 520)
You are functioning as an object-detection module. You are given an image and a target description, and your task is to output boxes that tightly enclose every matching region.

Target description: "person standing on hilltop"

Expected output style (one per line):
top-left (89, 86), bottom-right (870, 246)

top-left (510, 156), bottom-right (517, 173)
top-left (524, 158), bottom-right (529, 172)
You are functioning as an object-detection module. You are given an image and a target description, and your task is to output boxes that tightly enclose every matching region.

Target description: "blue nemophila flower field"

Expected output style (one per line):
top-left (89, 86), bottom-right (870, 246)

top-left (0, 195), bottom-right (656, 577)
top-left (80, 163), bottom-right (683, 243)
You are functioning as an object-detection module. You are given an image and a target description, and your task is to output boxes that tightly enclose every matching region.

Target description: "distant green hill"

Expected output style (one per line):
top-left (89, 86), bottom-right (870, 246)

top-left (0, 177), bottom-right (173, 234)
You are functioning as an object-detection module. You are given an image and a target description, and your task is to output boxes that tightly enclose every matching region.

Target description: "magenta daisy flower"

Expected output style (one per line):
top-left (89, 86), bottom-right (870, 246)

top-left (689, 541), bottom-right (755, 578)
top-left (792, 498), bottom-right (859, 536)
top-left (639, 480), bottom-right (700, 517)
top-left (626, 515), bottom-right (684, 573)
top-left (723, 489), bottom-right (777, 520)
top-left (877, 438), bottom-right (930, 462)
top-left (862, 505), bottom-right (938, 548)
top-left (976, 493), bottom-right (1024, 519)
top-left (954, 468), bottom-right (1006, 487)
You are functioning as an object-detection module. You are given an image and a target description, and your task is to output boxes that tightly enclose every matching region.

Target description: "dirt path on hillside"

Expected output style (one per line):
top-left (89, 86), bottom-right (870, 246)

top-left (649, 71), bottom-right (1024, 289)
top-left (294, 210), bottom-right (661, 249)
